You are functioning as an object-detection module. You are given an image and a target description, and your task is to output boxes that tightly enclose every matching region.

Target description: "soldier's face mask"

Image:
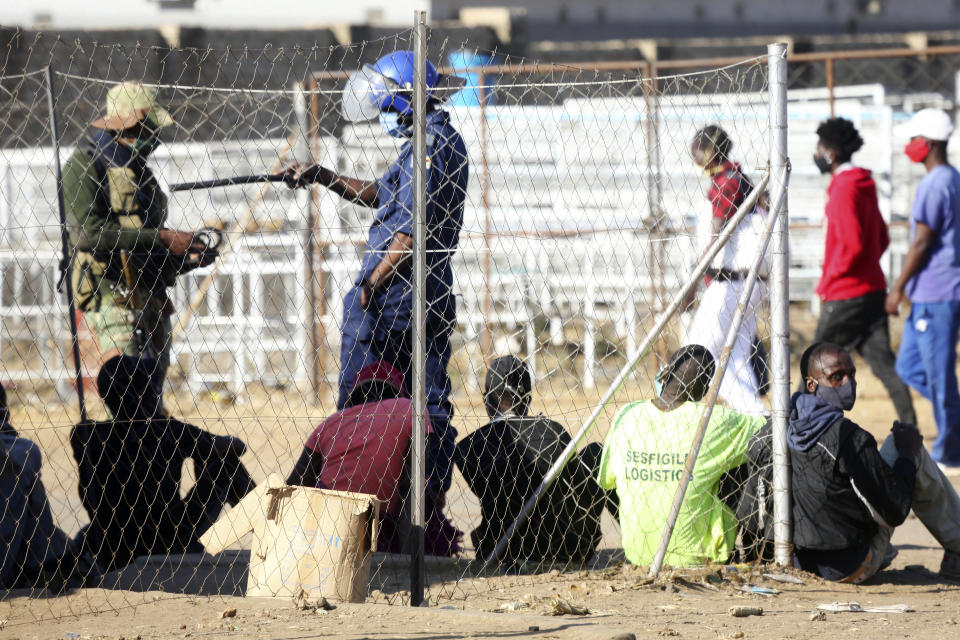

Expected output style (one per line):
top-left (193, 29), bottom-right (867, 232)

top-left (119, 117), bottom-right (163, 156)
top-left (131, 135), bottom-right (161, 156)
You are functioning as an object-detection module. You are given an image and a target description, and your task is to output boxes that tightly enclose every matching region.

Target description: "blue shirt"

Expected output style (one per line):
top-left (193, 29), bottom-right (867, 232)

top-left (907, 164), bottom-right (960, 302)
top-left (358, 110), bottom-right (468, 328)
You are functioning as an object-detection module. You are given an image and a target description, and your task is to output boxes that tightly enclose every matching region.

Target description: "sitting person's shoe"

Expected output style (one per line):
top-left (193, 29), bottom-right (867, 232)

top-left (940, 551), bottom-right (960, 580)
top-left (424, 500), bottom-right (463, 557)
top-left (38, 551), bottom-right (103, 594)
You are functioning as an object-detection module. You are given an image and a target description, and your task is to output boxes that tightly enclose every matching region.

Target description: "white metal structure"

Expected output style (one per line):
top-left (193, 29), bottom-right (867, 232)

top-left (1, 91), bottom-right (947, 393)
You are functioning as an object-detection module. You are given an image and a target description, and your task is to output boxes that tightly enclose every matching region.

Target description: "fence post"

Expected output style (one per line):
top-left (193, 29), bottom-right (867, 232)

top-left (767, 42), bottom-right (793, 567)
top-left (44, 64), bottom-right (87, 423)
top-left (642, 62), bottom-right (667, 361)
top-left (825, 57), bottom-right (836, 118)
top-left (297, 78), bottom-right (324, 402)
top-left (410, 9), bottom-right (429, 607)
top-left (479, 81), bottom-right (492, 359)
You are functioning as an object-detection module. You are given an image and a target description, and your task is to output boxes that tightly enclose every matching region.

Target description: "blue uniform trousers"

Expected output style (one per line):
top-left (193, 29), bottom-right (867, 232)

top-left (337, 285), bottom-right (456, 494)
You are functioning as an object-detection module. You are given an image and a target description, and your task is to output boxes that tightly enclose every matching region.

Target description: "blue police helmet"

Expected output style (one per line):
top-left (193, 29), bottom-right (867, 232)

top-left (342, 51), bottom-right (463, 122)
top-left (371, 51), bottom-right (438, 115)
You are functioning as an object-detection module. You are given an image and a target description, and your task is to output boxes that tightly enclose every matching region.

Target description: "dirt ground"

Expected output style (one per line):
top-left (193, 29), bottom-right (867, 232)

top-left (4, 307), bottom-right (960, 639)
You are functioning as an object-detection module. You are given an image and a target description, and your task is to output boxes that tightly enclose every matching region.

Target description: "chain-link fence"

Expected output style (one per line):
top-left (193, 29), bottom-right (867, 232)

top-left (7, 17), bottom-right (956, 625)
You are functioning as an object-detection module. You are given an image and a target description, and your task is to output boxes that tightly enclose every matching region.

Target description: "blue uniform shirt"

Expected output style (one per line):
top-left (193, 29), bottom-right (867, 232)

top-left (358, 109), bottom-right (468, 329)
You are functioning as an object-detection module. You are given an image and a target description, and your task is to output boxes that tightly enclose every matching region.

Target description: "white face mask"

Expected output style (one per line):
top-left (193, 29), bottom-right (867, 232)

top-left (379, 112), bottom-right (410, 138)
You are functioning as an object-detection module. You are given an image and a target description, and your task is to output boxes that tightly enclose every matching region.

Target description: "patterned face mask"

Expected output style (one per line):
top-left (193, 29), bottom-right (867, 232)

top-left (814, 379), bottom-right (857, 411)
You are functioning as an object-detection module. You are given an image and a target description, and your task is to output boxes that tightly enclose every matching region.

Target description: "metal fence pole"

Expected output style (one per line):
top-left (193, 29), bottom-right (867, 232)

top-left (410, 9), bottom-right (428, 606)
top-left (293, 82), bottom-right (319, 400)
top-left (45, 64), bottom-right (87, 423)
top-left (825, 58), bottom-right (836, 118)
top-left (479, 81), bottom-right (492, 359)
top-left (767, 42), bottom-right (793, 567)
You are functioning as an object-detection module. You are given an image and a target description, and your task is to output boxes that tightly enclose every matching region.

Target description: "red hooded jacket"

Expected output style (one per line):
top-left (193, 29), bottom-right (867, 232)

top-left (816, 166), bottom-right (889, 301)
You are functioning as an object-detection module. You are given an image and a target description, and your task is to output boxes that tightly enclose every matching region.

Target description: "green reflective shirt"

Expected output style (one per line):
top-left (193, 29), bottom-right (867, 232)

top-left (598, 400), bottom-right (764, 567)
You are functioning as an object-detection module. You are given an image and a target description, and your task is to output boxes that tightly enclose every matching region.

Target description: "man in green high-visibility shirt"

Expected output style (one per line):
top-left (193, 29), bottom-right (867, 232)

top-left (599, 344), bottom-right (766, 567)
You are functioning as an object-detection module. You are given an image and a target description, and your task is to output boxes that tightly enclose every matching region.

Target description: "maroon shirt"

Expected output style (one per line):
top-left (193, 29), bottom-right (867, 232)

top-left (305, 398), bottom-right (432, 515)
top-left (709, 161), bottom-right (753, 222)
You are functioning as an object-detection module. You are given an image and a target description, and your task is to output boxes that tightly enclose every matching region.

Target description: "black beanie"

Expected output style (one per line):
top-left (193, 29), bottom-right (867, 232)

top-left (484, 355), bottom-right (532, 418)
top-left (97, 355), bottom-right (161, 420)
top-left (657, 344), bottom-right (716, 403)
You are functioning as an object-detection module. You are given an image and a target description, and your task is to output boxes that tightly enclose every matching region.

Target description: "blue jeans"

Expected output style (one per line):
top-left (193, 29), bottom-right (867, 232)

top-left (337, 286), bottom-right (457, 495)
top-left (896, 301), bottom-right (960, 466)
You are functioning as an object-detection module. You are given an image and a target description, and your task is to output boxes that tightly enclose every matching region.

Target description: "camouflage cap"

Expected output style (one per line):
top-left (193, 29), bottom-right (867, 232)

top-left (90, 82), bottom-right (174, 131)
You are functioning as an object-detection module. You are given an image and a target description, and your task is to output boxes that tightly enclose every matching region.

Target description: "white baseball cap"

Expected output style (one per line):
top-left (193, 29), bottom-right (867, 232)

top-left (898, 108), bottom-right (955, 142)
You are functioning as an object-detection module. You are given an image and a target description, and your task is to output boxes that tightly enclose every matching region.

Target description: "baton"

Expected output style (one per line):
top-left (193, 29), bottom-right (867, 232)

top-left (168, 173), bottom-right (286, 191)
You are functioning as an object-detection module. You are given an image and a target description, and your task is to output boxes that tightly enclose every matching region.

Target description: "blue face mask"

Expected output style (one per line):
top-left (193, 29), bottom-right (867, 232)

top-left (814, 379), bottom-right (857, 412)
top-left (379, 111), bottom-right (410, 138)
top-left (654, 366), bottom-right (669, 397)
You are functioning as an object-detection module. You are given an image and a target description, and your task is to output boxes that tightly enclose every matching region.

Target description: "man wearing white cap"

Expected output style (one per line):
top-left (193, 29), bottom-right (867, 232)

top-left (886, 108), bottom-right (960, 474)
top-left (62, 82), bottom-right (218, 400)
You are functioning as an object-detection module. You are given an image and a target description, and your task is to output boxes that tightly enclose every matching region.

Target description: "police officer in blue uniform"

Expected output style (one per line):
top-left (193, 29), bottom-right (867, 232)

top-left (283, 51), bottom-right (468, 510)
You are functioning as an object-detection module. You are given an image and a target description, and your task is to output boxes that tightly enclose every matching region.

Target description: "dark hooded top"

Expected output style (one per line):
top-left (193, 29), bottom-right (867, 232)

top-left (788, 392), bottom-right (916, 580)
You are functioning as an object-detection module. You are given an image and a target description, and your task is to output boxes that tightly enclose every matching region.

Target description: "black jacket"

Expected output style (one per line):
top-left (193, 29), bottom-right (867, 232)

top-left (789, 393), bottom-right (916, 552)
top-left (454, 415), bottom-right (609, 565)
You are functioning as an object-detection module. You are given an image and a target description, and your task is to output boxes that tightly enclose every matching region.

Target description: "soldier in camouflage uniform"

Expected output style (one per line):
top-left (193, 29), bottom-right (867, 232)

top-left (62, 82), bottom-right (217, 399)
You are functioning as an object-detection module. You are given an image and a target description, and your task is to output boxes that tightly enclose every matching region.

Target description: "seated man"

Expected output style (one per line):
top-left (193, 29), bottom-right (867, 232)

top-left (71, 355), bottom-right (254, 571)
top-left (0, 383), bottom-right (99, 592)
top-left (287, 361), bottom-right (461, 556)
top-left (599, 345), bottom-right (766, 566)
top-left (455, 356), bottom-right (615, 567)
top-left (789, 342), bottom-right (960, 582)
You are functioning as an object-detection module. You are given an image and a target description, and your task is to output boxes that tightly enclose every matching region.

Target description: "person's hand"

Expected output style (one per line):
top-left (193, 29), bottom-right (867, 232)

top-left (277, 163), bottom-right (322, 189)
top-left (892, 420), bottom-right (923, 458)
top-left (359, 278), bottom-right (375, 309)
top-left (159, 229), bottom-right (198, 254)
top-left (679, 287), bottom-right (697, 314)
top-left (885, 288), bottom-right (905, 316)
top-left (189, 248), bottom-right (218, 268)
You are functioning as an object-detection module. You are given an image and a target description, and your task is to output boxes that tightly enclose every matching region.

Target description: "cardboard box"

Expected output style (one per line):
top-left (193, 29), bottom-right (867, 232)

top-left (199, 474), bottom-right (380, 603)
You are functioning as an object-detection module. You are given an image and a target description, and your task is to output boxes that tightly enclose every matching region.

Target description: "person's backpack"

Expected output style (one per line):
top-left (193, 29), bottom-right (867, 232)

top-left (735, 421), bottom-right (775, 562)
top-left (455, 416), bottom-right (606, 567)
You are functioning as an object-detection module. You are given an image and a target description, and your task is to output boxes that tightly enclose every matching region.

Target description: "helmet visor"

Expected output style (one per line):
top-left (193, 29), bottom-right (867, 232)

top-left (342, 64), bottom-right (397, 122)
